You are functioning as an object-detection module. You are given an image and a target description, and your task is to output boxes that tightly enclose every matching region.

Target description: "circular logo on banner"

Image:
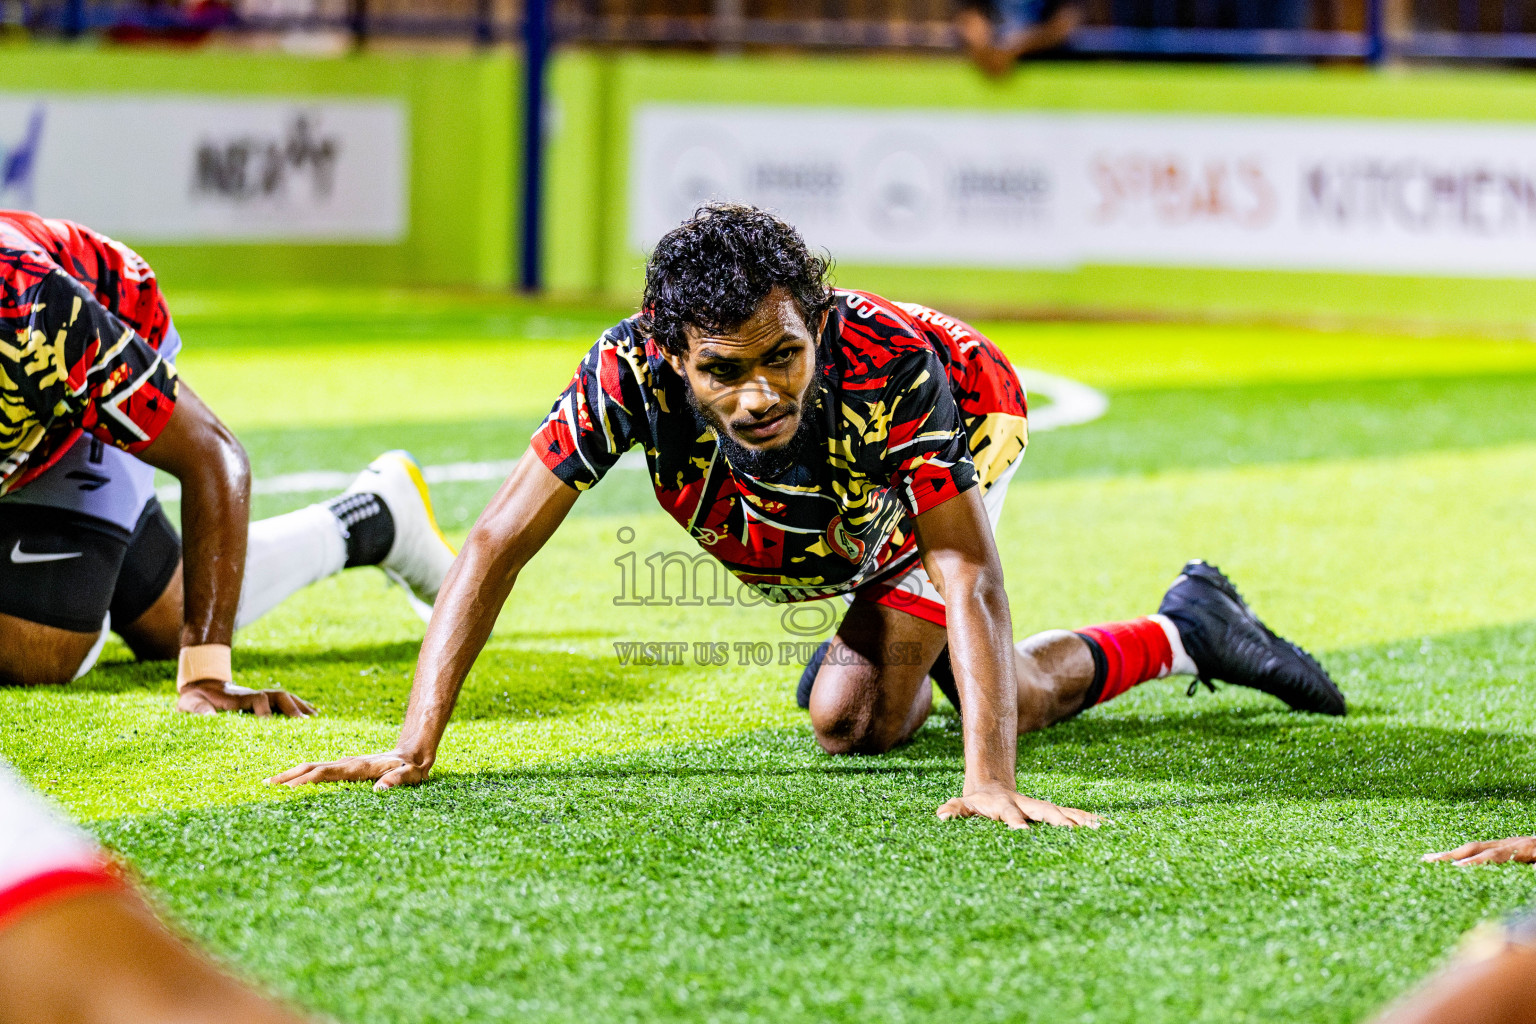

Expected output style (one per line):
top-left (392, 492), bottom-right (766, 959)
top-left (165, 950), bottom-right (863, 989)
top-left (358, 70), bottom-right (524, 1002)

top-left (865, 139), bottom-right (939, 236)
top-left (661, 131), bottom-right (735, 222)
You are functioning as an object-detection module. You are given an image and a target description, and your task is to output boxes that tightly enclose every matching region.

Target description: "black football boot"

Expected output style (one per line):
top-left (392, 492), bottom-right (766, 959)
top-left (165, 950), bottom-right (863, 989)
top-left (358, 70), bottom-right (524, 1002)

top-left (1157, 560), bottom-right (1346, 716)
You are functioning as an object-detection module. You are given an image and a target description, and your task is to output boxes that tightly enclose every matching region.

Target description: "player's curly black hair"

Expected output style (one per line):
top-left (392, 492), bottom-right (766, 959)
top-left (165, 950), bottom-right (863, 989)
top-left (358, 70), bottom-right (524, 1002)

top-left (637, 203), bottom-right (835, 357)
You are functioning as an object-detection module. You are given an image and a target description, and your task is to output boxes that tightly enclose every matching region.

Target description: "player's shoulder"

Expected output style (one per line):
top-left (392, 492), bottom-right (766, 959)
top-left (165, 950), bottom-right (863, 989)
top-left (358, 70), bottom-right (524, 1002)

top-left (0, 211), bottom-right (151, 280)
top-left (830, 289), bottom-right (944, 386)
top-left (579, 313), bottom-right (670, 394)
top-left (0, 210), bottom-right (78, 263)
top-left (0, 211), bottom-right (62, 279)
top-left (890, 300), bottom-right (984, 349)
top-left (835, 289), bottom-right (925, 340)
top-left (592, 314), bottom-right (663, 366)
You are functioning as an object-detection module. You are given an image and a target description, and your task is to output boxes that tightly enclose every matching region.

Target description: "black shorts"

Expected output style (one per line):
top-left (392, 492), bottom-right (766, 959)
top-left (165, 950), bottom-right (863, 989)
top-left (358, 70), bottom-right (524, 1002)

top-left (0, 498), bottom-right (182, 633)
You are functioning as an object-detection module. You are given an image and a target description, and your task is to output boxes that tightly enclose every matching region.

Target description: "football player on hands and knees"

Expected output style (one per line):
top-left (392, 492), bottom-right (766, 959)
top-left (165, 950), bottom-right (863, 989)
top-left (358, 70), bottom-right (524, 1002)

top-left (270, 204), bottom-right (1344, 828)
top-left (0, 758), bottom-right (314, 1024)
top-left (0, 211), bottom-right (456, 712)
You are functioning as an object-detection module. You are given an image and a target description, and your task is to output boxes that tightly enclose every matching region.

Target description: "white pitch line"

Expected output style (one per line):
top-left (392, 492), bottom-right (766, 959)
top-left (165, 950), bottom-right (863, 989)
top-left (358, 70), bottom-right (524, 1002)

top-left (1018, 367), bottom-right (1111, 432)
top-left (156, 367), bottom-right (1107, 503)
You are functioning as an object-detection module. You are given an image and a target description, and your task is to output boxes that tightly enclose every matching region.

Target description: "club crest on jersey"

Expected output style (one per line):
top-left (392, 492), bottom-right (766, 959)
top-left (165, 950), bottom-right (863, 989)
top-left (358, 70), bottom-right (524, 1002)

top-left (826, 515), bottom-right (865, 563)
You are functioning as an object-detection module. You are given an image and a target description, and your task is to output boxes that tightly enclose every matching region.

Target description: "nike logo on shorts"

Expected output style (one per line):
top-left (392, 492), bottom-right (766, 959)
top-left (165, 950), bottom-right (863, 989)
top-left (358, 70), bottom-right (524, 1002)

top-left (9, 541), bottom-right (83, 564)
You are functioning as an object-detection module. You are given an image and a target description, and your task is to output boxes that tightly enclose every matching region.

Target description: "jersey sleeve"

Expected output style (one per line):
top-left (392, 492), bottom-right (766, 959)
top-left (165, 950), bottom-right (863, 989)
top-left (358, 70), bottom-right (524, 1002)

top-left (34, 269), bottom-right (179, 455)
top-left (532, 329), bottom-right (647, 490)
top-left (879, 350), bottom-right (980, 517)
top-left (0, 760), bottom-right (117, 931)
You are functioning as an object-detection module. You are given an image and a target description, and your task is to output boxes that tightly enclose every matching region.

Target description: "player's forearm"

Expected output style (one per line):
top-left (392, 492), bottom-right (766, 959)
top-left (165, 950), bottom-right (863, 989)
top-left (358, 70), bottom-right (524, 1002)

top-left (948, 568), bottom-right (1020, 793)
top-left (955, 8), bottom-right (994, 54)
top-left (0, 891), bottom-right (311, 1024)
top-left (136, 384), bottom-right (251, 649)
top-left (394, 449), bottom-right (578, 766)
top-left (393, 509), bottom-right (537, 764)
top-left (176, 426), bottom-right (251, 648)
top-left (394, 537), bottom-right (518, 765)
top-left (1373, 945), bottom-right (1536, 1024)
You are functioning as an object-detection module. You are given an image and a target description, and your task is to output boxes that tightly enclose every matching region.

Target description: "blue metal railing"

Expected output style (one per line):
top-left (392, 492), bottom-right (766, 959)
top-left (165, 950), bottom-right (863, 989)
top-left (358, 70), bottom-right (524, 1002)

top-left (23, 0), bottom-right (1536, 65)
top-left (24, 0), bottom-right (1536, 62)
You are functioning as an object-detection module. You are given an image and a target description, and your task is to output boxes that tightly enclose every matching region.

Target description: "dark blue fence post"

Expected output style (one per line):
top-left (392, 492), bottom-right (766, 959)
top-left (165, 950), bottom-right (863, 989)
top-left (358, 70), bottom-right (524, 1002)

top-left (520, 0), bottom-right (550, 292)
top-left (62, 0), bottom-right (86, 37)
top-left (1365, 0), bottom-right (1386, 63)
top-left (349, 0), bottom-right (368, 48)
top-left (475, 0), bottom-right (493, 46)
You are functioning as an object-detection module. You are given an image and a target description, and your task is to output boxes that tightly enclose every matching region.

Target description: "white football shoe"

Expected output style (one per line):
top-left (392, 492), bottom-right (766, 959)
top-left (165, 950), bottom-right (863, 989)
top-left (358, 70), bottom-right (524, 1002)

top-left (344, 450), bottom-right (457, 623)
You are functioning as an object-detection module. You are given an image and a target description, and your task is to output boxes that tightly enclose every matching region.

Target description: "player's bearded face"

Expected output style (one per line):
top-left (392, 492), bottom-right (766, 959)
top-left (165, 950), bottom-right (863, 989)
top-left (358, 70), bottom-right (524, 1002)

top-left (669, 288), bottom-right (825, 479)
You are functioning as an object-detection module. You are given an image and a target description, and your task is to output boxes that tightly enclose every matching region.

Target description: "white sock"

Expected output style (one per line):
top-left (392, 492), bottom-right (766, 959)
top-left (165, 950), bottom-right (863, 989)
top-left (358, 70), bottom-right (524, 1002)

top-left (1150, 613), bottom-right (1198, 676)
top-left (235, 504), bottom-right (347, 630)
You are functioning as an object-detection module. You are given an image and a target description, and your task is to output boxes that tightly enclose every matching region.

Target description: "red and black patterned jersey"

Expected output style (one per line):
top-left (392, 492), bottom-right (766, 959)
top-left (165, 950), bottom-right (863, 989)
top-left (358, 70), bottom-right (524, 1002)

top-left (0, 212), bottom-right (178, 496)
top-left (534, 289), bottom-right (1028, 604)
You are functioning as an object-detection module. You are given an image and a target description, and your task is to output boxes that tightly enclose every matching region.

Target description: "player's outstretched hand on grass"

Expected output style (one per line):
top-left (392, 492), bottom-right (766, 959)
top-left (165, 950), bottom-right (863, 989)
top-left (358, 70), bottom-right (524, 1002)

top-left (1424, 836), bottom-right (1536, 865)
top-left (937, 785), bottom-right (1100, 830)
top-left (177, 681), bottom-right (318, 718)
top-left (265, 752), bottom-right (429, 792)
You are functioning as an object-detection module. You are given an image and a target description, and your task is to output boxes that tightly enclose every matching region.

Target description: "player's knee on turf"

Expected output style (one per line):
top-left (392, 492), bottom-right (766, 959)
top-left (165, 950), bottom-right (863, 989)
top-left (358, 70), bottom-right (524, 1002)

top-left (810, 691), bottom-right (908, 756)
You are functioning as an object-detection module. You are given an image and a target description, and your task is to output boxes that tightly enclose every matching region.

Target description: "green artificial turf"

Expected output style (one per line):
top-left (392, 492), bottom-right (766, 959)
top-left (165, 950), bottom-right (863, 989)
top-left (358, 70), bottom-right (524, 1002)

top-left (5, 292), bottom-right (1536, 1023)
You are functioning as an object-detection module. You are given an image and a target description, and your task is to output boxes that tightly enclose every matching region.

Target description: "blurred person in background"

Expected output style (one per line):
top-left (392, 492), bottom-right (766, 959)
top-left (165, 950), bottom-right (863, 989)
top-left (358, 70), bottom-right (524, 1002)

top-left (1368, 909), bottom-right (1536, 1024)
top-left (236, 0), bottom-right (353, 54)
top-left (0, 757), bottom-right (314, 1024)
top-left (105, 0), bottom-right (235, 44)
top-left (0, 210), bottom-right (455, 714)
top-left (956, 0), bottom-right (1083, 76)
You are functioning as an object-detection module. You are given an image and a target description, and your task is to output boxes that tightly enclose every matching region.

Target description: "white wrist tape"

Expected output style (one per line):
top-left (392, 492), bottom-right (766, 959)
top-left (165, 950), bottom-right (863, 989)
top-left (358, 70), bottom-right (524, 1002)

top-left (176, 644), bottom-right (232, 693)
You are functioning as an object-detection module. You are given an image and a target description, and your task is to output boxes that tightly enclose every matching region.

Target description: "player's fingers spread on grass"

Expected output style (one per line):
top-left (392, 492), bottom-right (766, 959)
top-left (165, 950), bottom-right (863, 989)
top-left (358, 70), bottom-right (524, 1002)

top-left (1424, 840), bottom-right (1526, 863)
top-left (936, 797), bottom-right (974, 821)
top-left (264, 763), bottom-right (317, 785)
top-left (1424, 841), bottom-right (1494, 862)
top-left (250, 691), bottom-right (272, 718)
top-left (275, 762), bottom-right (345, 787)
top-left (272, 690), bottom-right (316, 718)
top-left (1453, 838), bottom-right (1536, 866)
top-left (283, 762), bottom-right (349, 787)
top-left (1457, 848), bottom-right (1516, 865)
top-left (1059, 806), bottom-right (1101, 829)
top-left (374, 763), bottom-right (422, 792)
top-left (1000, 801), bottom-right (1031, 831)
top-left (1017, 797), bottom-right (1072, 827)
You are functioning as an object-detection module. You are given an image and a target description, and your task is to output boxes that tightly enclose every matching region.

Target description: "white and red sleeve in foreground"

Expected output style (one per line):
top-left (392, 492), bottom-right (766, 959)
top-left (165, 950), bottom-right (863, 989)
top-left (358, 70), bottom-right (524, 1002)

top-left (0, 759), bottom-right (118, 931)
